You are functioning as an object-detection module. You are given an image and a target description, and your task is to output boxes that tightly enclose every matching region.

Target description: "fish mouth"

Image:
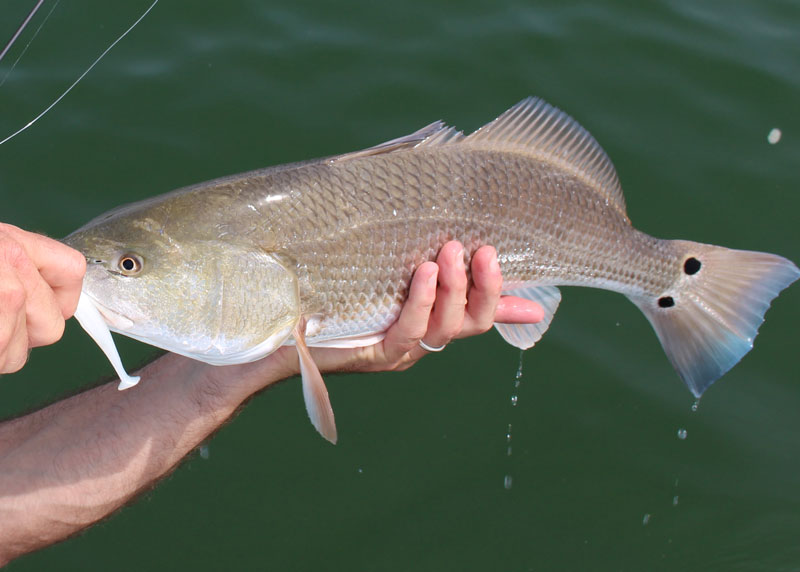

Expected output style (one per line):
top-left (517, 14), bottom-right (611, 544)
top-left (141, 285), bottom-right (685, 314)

top-left (83, 291), bottom-right (136, 331)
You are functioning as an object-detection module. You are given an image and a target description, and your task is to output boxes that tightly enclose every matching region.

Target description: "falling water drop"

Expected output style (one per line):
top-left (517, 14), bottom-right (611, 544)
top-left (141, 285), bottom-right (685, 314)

top-left (672, 495), bottom-right (679, 506)
top-left (677, 428), bottom-right (687, 440)
top-left (642, 513), bottom-right (651, 526)
top-left (691, 399), bottom-right (700, 412)
top-left (510, 394), bottom-right (518, 406)
top-left (504, 475), bottom-right (513, 490)
top-left (199, 444), bottom-right (210, 460)
top-left (507, 445), bottom-right (513, 456)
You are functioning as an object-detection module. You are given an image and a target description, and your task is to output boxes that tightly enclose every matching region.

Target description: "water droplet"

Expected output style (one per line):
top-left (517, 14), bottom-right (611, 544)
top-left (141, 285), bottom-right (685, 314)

top-left (357, 467), bottom-right (363, 474)
top-left (510, 395), bottom-right (518, 406)
top-left (515, 351), bottom-right (524, 380)
top-left (199, 444), bottom-right (210, 460)
top-left (507, 445), bottom-right (513, 456)
top-left (615, 321), bottom-right (621, 327)
top-left (514, 379), bottom-right (521, 388)
top-left (672, 495), bottom-right (679, 506)
top-left (691, 399), bottom-right (700, 412)
top-left (677, 428), bottom-right (687, 440)
top-left (767, 128), bottom-right (782, 144)
top-left (504, 475), bottom-right (513, 489)
top-left (642, 513), bottom-right (651, 525)
top-left (392, 208), bottom-right (397, 216)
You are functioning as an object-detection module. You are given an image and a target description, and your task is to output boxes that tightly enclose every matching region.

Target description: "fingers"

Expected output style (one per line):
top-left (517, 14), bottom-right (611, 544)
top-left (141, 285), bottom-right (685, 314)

top-left (495, 295), bottom-right (545, 324)
top-left (420, 241), bottom-right (467, 349)
top-left (0, 226), bottom-right (84, 372)
top-left (0, 224), bottom-right (86, 318)
top-left (0, 263), bottom-right (31, 373)
top-left (461, 245), bottom-right (503, 336)
top-left (381, 261), bottom-right (438, 364)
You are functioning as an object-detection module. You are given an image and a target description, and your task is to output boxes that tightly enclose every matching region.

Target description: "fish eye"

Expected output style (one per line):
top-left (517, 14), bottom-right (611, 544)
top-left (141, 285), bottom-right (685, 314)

top-left (118, 254), bottom-right (143, 276)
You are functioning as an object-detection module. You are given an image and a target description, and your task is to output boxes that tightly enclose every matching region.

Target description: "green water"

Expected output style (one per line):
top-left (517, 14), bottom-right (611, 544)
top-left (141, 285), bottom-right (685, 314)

top-left (2, 1), bottom-right (799, 570)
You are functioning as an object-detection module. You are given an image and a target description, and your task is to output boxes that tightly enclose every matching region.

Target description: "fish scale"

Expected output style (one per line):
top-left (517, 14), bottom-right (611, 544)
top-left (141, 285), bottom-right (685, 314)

top-left (66, 97), bottom-right (798, 443)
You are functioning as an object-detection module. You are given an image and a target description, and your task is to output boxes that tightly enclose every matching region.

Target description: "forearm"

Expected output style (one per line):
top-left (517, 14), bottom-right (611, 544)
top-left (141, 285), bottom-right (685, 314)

top-left (0, 352), bottom-right (290, 564)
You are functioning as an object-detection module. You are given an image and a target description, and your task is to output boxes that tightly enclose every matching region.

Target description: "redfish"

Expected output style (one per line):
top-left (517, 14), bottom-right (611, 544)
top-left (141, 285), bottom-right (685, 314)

top-left (65, 98), bottom-right (799, 442)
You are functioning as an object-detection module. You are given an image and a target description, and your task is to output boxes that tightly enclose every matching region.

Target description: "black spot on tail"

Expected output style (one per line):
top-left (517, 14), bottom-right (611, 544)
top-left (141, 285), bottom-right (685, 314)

top-left (658, 296), bottom-right (675, 308)
top-left (684, 257), bottom-right (702, 275)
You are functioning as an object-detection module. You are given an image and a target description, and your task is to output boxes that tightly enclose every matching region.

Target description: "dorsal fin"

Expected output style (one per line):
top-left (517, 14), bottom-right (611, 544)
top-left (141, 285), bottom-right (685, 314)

top-left (328, 98), bottom-right (627, 219)
top-left (330, 121), bottom-right (461, 163)
top-left (462, 97), bottom-right (627, 219)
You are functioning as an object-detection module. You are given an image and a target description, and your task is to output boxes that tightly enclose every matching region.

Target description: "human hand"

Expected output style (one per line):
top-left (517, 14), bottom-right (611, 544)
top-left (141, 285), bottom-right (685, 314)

top-left (309, 241), bottom-right (544, 375)
top-left (221, 241), bottom-right (543, 385)
top-left (196, 240), bottom-right (543, 410)
top-left (0, 224), bottom-right (86, 373)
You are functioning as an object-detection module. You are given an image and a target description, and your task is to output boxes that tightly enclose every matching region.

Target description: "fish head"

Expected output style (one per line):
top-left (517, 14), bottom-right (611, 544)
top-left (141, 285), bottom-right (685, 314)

top-left (64, 210), bottom-right (300, 364)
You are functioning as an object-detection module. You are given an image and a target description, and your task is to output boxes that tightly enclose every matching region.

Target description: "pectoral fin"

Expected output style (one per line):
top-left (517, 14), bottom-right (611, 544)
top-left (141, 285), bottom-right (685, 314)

top-left (293, 322), bottom-right (337, 444)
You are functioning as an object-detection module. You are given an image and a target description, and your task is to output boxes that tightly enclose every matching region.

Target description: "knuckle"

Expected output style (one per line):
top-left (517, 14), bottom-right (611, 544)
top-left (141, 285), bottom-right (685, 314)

top-left (1, 350), bottom-right (28, 374)
top-left (64, 247), bottom-right (87, 278)
top-left (475, 321), bottom-right (493, 335)
top-left (2, 239), bottom-right (28, 269)
top-left (0, 284), bottom-right (26, 314)
top-left (32, 319), bottom-right (66, 348)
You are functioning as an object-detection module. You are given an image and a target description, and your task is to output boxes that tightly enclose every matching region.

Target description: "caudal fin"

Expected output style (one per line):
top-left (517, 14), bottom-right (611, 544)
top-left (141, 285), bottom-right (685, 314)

top-left (629, 241), bottom-right (799, 397)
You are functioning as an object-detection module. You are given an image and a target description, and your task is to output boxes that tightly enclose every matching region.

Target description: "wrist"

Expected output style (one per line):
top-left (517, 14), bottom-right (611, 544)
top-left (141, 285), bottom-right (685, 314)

top-left (180, 347), bottom-right (300, 410)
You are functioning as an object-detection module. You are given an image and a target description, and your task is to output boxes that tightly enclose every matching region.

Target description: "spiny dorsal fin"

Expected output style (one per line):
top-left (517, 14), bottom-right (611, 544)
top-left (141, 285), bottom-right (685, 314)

top-left (461, 98), bottom-right (627, 219)
top-left (330, 121), bottom-right (460, 163)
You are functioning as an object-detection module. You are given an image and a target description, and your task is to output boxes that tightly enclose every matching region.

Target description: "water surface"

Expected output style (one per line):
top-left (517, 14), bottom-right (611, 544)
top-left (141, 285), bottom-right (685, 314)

top-left (1, 1), bottom-right (798, 570)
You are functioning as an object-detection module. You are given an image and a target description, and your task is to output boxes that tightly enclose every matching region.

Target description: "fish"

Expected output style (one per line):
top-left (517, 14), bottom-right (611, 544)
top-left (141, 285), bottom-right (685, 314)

top-left (64, 97), bottom-right (799, 443)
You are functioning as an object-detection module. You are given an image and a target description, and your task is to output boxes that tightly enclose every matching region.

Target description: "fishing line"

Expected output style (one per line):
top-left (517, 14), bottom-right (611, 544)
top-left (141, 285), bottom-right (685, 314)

top-left (0, 0), bottom-right (160, 147)
top-left (0, 0), bottom-right (45, 63)
top-left (0, 0), bottom-right (62, 89)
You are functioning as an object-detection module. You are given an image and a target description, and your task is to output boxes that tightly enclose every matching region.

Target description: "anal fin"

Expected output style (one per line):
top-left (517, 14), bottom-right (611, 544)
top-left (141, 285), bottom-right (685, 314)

top-left (494, 285), bottom-right (562, 349)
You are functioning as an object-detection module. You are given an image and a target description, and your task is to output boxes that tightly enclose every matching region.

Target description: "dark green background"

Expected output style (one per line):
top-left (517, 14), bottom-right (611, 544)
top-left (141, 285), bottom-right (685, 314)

top-left (2, 1), bottom-right (799, 570)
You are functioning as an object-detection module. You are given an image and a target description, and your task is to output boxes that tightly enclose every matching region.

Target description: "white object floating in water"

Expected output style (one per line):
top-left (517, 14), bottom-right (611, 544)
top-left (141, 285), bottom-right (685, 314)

top-left (73, 292), bottom-right (140, 390)
top-left (767, 128), bottom-right (782, 145)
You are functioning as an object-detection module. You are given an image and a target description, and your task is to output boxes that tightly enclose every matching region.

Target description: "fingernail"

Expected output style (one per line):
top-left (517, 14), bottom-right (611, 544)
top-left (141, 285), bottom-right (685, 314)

top-left (427, 270), bottom-right (438, 287)
top-left (489, 253), bottom-right (500, 274)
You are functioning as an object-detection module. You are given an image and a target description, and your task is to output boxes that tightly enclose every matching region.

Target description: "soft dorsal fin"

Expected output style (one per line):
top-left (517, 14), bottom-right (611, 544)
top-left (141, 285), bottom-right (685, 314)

top-left (462, 97), bottom-right (627, 219)
top-left (330, 121), bottom-right (461, 163)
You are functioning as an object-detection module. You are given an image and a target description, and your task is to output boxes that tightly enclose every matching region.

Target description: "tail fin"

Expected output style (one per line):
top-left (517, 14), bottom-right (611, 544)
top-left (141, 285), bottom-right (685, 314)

top-left (629, 241), bottom-right (799, 397)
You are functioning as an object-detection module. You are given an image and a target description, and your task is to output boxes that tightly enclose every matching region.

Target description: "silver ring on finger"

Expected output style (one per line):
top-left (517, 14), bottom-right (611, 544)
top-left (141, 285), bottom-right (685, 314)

top-left (419, 339), bottom-right (447, 352)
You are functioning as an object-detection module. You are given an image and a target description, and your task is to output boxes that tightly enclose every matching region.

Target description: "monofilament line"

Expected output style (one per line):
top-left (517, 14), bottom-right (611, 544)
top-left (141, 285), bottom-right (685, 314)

top-left (0, 0), bottom-right (63, 89)
top-left (0, 0), bottom-right (160, 147)
top-left (0, 0), bottom-right (45, 63)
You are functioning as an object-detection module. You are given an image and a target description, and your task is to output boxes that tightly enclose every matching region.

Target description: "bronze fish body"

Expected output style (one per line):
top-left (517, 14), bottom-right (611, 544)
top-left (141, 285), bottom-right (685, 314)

top-left (65, 98), bottom-right (799, 442)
